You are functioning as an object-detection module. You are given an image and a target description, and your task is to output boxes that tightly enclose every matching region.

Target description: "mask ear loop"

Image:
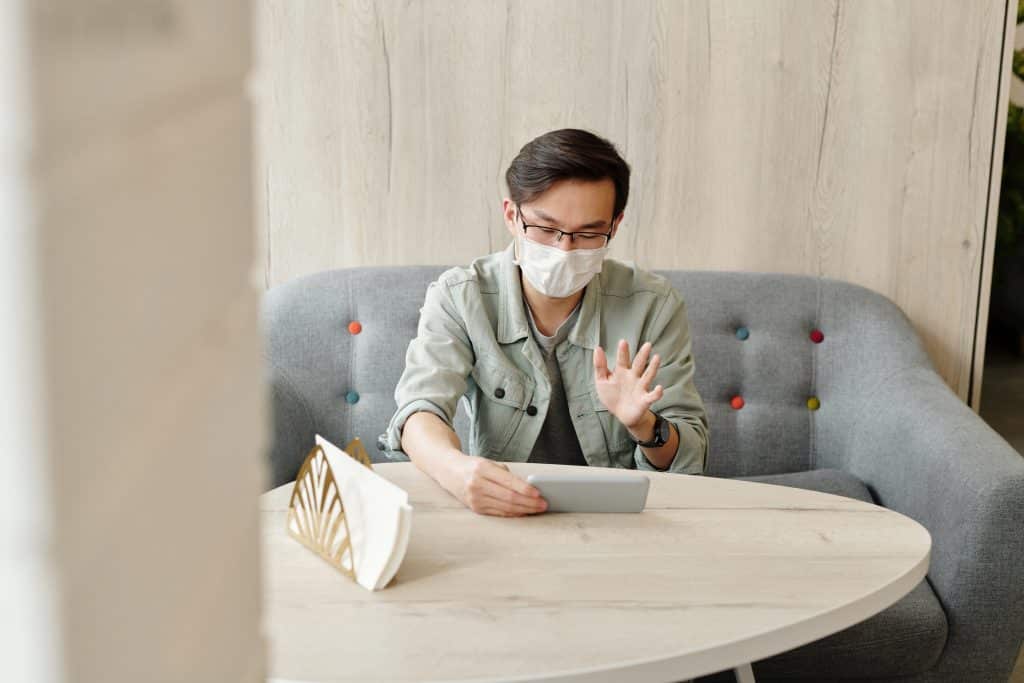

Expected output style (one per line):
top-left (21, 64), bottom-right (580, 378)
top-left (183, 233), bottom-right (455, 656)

top-left (512, 204), bottom-right (523, 264)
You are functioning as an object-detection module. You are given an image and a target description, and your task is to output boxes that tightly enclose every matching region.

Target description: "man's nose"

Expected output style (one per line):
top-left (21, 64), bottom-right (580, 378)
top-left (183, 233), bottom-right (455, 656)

top-left (556, 236), bottom-right (575, 251)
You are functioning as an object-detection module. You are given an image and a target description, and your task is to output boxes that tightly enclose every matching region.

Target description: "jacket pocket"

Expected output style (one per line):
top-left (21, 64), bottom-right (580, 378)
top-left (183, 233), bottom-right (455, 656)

top-left (470, 355), bottom-right (533, 459)
top-left (588, 389), bottom-right (636, 467)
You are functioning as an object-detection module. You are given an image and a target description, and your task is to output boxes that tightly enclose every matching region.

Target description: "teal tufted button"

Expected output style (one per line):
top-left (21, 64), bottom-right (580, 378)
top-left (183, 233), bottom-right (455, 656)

top-left (345, 390), bottom-right (360, 405)
top-left (735, 326), bottom-right (750, 341)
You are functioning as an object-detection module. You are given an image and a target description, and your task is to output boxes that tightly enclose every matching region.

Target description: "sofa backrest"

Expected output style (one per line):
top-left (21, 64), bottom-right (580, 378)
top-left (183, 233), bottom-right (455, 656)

top-left (261, 266), bottom-right (933, 486)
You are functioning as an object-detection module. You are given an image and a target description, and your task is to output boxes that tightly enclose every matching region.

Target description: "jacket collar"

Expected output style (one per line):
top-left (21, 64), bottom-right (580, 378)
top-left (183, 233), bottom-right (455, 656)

top-left (497, 240), bottom-right (602, 349)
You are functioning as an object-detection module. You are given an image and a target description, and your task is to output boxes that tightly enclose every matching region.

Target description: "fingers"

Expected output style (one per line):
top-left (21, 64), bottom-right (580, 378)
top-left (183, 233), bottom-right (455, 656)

top-left (612, 339), bottom-right (660, 377)
top-left (644, 384), bottom-right (665, 404)
top-left (632, 341), bottom-right (653, 374)
top-left (480, 460), bottom-right (543, 500)
top-left (593, 345), bottom-right (610, 380)
top-left (476, 490), bottom-right (548, 517)
top-left (468, 477), bottom-right (547, 516)
top-left (616, 339), bottom-right (631, 371)
top-left (458, 457), bottom-right (548, 517)
top-left (639, 351), bottom-right (661, 387)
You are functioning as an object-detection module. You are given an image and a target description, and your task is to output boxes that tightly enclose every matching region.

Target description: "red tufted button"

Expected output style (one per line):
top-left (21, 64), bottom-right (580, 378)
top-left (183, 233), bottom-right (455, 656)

top-left (810, 329), bottom-right (824, 344)
top-left (730, 395), bottom-right (745, 410)
top-left (348, 321), bottom-right (363, 335)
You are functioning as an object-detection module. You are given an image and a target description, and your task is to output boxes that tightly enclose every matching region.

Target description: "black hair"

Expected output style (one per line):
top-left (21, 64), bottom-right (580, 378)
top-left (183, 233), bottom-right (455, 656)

top-left (505, 129), bottom-right (631, 219)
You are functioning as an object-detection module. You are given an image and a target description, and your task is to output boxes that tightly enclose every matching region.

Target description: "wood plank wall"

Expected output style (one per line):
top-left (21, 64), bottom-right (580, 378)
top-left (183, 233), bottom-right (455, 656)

top-left (255, 0), bottom-right (1014, 404)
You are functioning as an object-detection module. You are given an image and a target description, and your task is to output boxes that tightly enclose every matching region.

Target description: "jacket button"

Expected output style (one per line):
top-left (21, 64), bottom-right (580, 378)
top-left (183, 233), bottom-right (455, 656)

top-left (807, 396), bottom-right (821, 411)
top-left (735, 326), bottom-right (750, 341)
top-left (810, 329), bottom-right (825, 344)
top-left (730, 395), bottom-right (745, 410)
top-left (345, 391), bottom-right (360, 405)
top-left (494, 388), bottom-right (505, 399)
top-left (526, 405), bottom-right (538, 416)
top-left (348, 321), bottom-right (363, 335)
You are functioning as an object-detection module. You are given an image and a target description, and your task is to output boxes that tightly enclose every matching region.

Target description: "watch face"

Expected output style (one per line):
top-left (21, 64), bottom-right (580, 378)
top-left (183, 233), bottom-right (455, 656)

top-left (658, 417), bottom-right (670, 443)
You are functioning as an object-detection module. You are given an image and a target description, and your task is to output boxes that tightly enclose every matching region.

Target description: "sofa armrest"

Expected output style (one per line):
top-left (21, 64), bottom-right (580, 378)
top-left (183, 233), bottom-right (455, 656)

top-left (837, 365), bottom-right (1024, 681)
top-left (265, 363), bottom-right (317, 490)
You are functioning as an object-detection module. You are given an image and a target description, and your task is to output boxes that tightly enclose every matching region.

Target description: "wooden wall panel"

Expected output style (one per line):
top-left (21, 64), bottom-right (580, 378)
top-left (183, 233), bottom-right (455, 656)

top-left (255, 0), bottom-right (1014, 402)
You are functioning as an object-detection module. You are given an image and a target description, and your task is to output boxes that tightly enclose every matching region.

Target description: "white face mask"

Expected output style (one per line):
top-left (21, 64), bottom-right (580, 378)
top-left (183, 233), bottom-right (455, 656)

top-left (513, 234), bottom-right (609, 299)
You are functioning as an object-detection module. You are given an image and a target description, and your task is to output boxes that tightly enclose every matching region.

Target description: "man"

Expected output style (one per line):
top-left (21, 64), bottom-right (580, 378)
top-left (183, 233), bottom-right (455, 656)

top-left (378, 129), bottom-right (708, 517)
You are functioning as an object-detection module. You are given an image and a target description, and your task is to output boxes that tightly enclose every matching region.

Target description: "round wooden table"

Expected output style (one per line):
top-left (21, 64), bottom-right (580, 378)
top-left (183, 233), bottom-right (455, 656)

top-left (261, 463), bottom-right (930, 683)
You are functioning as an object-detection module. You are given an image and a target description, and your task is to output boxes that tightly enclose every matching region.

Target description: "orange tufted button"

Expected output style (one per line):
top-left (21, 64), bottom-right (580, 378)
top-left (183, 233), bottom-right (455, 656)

top-left (807, 397), bottom-right (820, 411)
top-left (348, 321), bottom-right (363, 335)
top-left (730, 395), bottom-right (745, 410)
top-left (810, 329), bottom-right (824, 344)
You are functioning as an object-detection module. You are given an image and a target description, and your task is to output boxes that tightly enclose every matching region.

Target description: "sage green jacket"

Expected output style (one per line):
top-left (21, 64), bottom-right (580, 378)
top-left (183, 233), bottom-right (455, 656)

top-left (379, 242), bottom-right (708, 474)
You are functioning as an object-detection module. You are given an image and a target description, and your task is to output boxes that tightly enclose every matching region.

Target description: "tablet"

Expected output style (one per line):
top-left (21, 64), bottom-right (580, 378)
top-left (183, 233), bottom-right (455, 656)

top-left (526, 471), bottom-right (650, 513)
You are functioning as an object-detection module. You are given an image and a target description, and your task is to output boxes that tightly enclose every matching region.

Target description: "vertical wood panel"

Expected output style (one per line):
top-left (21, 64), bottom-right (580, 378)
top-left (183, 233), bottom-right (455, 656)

top-left (973, 0), bottom-right (1016, 408)
top-left (256, 0), bottom-right (1013, 402)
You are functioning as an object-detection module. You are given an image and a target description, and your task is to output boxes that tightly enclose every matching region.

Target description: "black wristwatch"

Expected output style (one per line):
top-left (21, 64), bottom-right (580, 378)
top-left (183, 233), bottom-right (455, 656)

top-left (631, 412), bottom-right (671, 448)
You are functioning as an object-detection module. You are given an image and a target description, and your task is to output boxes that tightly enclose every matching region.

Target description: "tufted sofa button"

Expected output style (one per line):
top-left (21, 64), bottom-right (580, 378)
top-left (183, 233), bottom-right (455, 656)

top-left (730, 395), bottom-right (745, 410)
top-left (494, 387), bottom-right (505, 399)
top-left (348, 321), bottom-right (362, 335)
top-left (807, 396), bottom-right (821, 411)
top-left (376, 436), bottom-right (386, 451)
top-left (526, 405), bottom-right (538, 416)
top-left (345, 390), bottom-right (360, 405)
top-left (810, 329), bottom-right (824, 344)
top-left (735, 326), bottom-right (750, 341)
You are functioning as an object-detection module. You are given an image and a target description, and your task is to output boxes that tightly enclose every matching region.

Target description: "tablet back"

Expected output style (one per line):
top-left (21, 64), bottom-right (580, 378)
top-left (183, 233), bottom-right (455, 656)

top-left (525, 472), bottom-right (650, 513)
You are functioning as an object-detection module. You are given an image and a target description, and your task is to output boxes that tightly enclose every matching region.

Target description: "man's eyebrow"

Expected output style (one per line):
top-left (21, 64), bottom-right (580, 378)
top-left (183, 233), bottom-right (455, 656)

top-left (530, 208), bottom-right (610, 230)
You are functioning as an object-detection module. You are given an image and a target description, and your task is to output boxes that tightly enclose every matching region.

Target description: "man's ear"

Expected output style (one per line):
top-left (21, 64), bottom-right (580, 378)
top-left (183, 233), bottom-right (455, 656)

top-left (502, 198), bottom-right (518, 237)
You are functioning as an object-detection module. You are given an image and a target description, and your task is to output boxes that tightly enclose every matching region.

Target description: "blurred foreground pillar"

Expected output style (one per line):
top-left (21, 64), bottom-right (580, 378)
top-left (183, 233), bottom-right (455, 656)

top-left (1, 2), bottom-right (267, 681)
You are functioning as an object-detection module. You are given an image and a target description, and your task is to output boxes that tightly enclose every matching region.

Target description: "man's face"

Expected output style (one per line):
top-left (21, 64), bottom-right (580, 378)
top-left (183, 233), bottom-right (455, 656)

top-left (503, 178), bottom-right (622, 251)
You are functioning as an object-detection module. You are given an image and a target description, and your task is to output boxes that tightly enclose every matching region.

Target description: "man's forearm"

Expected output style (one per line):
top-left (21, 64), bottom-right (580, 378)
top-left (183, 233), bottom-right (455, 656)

top-left (400, 411), bottom-right (465, 491)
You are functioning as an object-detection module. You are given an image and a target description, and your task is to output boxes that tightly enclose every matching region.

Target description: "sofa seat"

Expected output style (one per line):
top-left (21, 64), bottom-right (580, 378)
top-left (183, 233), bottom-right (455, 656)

top-left (695, 469), bottom-right (948, 682)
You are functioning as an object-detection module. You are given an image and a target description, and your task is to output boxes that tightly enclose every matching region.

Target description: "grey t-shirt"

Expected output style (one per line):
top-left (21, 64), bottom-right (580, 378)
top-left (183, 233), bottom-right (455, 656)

top-left (524, 299), bottom-right (589, 467)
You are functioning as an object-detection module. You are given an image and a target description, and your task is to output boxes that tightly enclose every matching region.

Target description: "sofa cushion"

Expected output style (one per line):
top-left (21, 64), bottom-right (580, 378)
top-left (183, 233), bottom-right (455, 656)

top-left (694, 468), bottom-right (948, 682)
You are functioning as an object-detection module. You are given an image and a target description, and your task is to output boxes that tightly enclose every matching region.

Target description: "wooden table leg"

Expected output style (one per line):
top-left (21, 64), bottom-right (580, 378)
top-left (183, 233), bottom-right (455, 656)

top-left (734, 663), bottom-right (756, 682)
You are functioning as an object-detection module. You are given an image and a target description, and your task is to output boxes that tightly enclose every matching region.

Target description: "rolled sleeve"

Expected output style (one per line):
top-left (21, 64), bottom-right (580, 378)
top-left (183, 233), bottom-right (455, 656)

top-left (379, 399), bottom-right (450, 460)
top-left (631, 289), bottom-right (709, 474)
top-left (378, 278), bottom-right (474, 458)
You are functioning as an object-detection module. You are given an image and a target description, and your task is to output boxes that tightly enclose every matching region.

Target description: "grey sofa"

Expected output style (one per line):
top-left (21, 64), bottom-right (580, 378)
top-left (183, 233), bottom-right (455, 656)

top-left (261, 266), bottom-right (1024, 682)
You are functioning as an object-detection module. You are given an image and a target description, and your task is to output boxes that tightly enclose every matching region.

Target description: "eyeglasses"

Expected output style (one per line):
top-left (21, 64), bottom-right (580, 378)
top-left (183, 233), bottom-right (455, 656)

top-left (516, 205), bottom-right (612, 249)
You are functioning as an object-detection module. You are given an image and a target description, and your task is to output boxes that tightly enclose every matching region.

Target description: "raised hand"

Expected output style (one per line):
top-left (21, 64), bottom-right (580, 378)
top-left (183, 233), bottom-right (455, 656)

top-left (592, 339), bottom-right (664, 429)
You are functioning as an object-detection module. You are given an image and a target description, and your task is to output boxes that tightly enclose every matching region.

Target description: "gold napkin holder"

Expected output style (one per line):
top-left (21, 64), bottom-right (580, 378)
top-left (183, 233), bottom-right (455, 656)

top-left (285, 438), bottom-right (372, 581)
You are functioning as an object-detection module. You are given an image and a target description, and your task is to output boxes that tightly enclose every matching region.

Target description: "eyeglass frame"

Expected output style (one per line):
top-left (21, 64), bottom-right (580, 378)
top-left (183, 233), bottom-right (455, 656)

top-left (515, 204), bottom-right (615, 248)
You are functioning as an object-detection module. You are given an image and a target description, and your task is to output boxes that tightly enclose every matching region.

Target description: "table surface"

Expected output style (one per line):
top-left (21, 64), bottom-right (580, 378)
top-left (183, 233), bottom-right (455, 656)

top-left (261, 463), bottom-right (931, 683)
